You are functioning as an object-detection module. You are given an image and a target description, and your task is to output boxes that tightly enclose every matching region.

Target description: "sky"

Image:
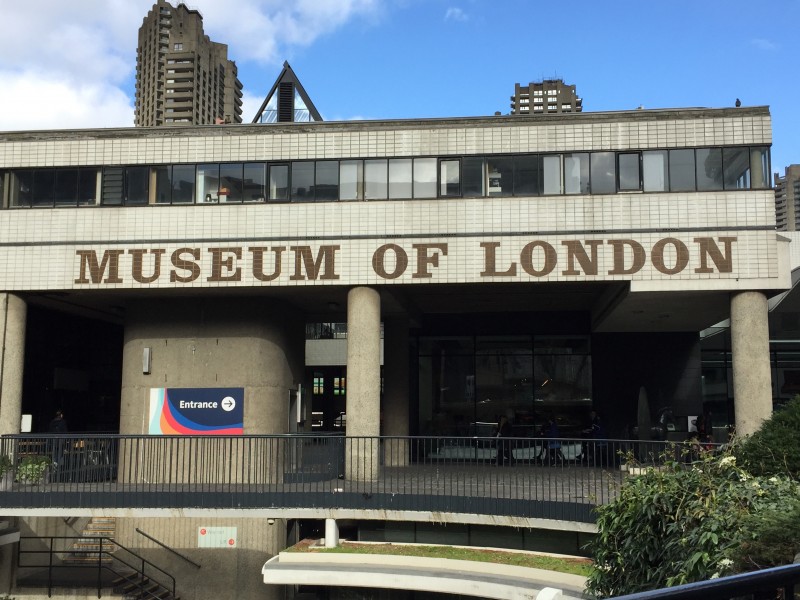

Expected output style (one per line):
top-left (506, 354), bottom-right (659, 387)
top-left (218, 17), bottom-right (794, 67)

top-left (0, 0), bottom-right (797, 172)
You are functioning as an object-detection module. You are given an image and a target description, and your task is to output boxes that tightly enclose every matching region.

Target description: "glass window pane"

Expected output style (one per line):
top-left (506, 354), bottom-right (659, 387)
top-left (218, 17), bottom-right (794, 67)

top-left (439, 159), bottom-right (460, 197)
top-left (315, 161), bottom-right (338, 201)
top-left (643, 151), bottom-right (668, 192)
top-left (414, 158), bottom-right (437, 198)
top-left (153, 166), bottom-right (171, 204)
top-left (10, 171), bottom-right (34, 207)
top-left (669, 149), bottom-right (695, 192)
top-left (340, 160), bottom-right (363, 200)
top-left (696, 148), bottom-right (723, 191)
top-left (170, 164), bottom-right (195, 204)
top-left (196, 163), bottom-right (220, 203)
top-left (54, 169), bottom-right (79, 206)
top-left (590, 152), bottom-right (616, 194)
top-left (564, 153), bottom-right (589, 194)
top-left (513, 155), bottom-right (540, 196)
top-left (77, 169), bottom-right (98, 206)
top-left (126, 167), bottom-right (149, 205)
top-left (365, 159), bottom-right (388, 200)
top-left (486, 156), bottom-right (514, 196)
top-left (0, 171), bottom-right (5, 208)
top-left (750, 147), bottom-right (770, 189)
top-left (722, 147), bottom-right (751, 190)
top-left (291, 161), bottom-right (315, 202)
top-left (542, 155), bottom-right (562, 195)
top-left (219, 163), bottom-right (243, 203)
top-left (243, 163), bottom-right (265, 202)
top-left (389, 158), bottom-right (412, 199)
top-left (618, 153), bottom-right (641, 191)
top-left (268, 164), bottom-right (288, 201)
top-left (32, 170), bottom-right (55, 207)
top-left (462, 157), bottom-right (484, 197)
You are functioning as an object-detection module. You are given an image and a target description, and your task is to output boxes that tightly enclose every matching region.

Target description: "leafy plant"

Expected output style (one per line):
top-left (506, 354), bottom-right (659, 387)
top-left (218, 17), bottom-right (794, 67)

top-left (0, 454), bottom-right (11, 477)
top-left (734, 396), bottom-right (800, 479)
top-left (731, 495), bottom-right (800, 571)
top-left (15, 455), bottom-right (52, 484)
top-left (585, 449), bottom-right (800, 598)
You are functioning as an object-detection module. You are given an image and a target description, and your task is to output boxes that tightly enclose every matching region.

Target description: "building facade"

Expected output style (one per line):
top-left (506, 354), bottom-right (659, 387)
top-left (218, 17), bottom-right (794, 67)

top-left (774, 164), bottom-right (800, 231)
top-left (510, 79), bottom-right (582, 115)
top-left (0, 105), bottom-right (787, 599)
top-left (135, 0), bottom-right (243, 127)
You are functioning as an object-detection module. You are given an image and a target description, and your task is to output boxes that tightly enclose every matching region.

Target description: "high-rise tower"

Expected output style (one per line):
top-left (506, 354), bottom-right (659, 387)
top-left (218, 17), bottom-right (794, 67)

top-left (135, 1), bottom-right (243, 126)
top-left (774, 165), bottom-right (800, 231)
top-left (510, 79), bottom-right (582, 116)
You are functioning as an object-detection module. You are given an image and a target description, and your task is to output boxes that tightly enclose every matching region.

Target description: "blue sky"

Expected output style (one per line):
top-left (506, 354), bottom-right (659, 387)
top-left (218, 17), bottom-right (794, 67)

top-left (0, 0), bottom-right (797, 172)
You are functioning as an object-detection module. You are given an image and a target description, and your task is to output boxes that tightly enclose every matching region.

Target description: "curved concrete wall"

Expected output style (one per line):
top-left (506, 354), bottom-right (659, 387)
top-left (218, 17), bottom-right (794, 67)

top-left (119, 297), bottom-right (304, 435)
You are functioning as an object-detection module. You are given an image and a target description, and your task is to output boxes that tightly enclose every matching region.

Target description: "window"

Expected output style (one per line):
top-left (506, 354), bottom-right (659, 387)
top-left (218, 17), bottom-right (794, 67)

top-left (696, 148), bottom-right (723, 191)
top-left (291, 161), bottom-right (314, 201)
top-left (590, 152), bottom-right (616, 194)
top-left (486, 156), bottom-right (513, 196)
top-left (54, 169), bottom-right (79, 206)
top-left (220, 163), bottom-right (244, 202)
top-left (126, 167), bottom-right (149, 205)
top-left (749, 147), bottom-right (770, 189)
top-left (643, 151), bottom-right (669, 192)
top-left (439, 159), bottom-right (460, 197)
top-left (170, 165), bottom-right (195, 203)
top-left (173, 43), bottom-right (183, 51)
top-left (669, 149), bottom-right (695, 192)
top-left (389, 158), bottom-right (412, 199)
top-left (333, 377), bottom-right (346, 396)
top-left (618, 153), bottom-right (641, 191)
top-left (722, 147), bottom-right (750, 190)
top-left (365, 160), bottom-right (387, 200)
top-left (196, 163), bottom-right (220, 202)
top-left (340, 160), bottom-right (363, 200)
top-left (513, 155), bottom-right (540, 196)
top-left (542, 155), bottom-right (563, 195)
top-left (413, 158), bottom-right (437, 198)
top-left (315, 161), bottom-right (339, 201)
top-left (564, 153), bottom-right (589, 194)
top-left (462, 157), bottom-right (484, 197)
top-left (313, 374), bottom-right (324, 395)
top-left (268, 164), bottom-right (288, 201)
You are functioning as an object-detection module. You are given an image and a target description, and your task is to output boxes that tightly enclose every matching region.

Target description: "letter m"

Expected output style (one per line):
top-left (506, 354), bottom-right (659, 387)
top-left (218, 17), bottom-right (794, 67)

top-left (289, 246), bottom-right (340, 281)
top-left (74, 250), bottom-right (124, 284)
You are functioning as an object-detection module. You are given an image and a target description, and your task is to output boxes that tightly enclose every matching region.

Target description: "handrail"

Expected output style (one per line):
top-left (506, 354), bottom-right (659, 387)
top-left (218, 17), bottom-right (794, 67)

top-left (136, 527), bottom-right (201, 569)
top-left (17, 535), bottom-right (177, 599)
top-left (610, 563), bottom-right (800, 600)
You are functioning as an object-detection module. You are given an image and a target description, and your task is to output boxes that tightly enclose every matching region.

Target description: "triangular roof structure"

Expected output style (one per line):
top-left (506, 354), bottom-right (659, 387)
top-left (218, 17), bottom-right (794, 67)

top-left (252, 61), bottom-right (322, 124)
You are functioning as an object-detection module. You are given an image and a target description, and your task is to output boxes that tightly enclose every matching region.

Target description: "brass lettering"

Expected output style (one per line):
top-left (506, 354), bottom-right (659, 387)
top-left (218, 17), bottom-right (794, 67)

top-left (520, 241), bottom-right (557, 277)
top-left (170, 248), bottom-right (201, 283)
top-left (694, 237), bottom-right (737, 274)
top-left (412, 243), bottom-right (448, 279)
top-left (372, 244), bottom-right (408, 279)
top-left (607, 240), bottom-right (646, 275)
top-left (652, 238), bottom-right (689, 275)
top-left (250, 247), bottom-right (285, 282)
top-left (129, 249), bottom-right (165, 284)
top-left (74, 250), bottom-right (124, 284)
top-left (207, 247), bottom-right (242, 282)
top-left (289, 245), bottom-right (340, 281)
top-left (561, 240), bottom-right (603, 276)
top-left (480, 242), bottom-right (517, 277)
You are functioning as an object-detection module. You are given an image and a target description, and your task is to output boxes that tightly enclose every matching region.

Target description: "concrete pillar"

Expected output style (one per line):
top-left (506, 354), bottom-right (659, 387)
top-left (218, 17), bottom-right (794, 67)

top-left (383, 317), bottom-right (410, 467)
top-left (345, 287), bottom-right (381, 481)
top-left (324, 518), bottom-right (339, 548)
top-left (730, 291), bottom-right (772, 436)
top-left (0, 293), bottom-right (26, 436)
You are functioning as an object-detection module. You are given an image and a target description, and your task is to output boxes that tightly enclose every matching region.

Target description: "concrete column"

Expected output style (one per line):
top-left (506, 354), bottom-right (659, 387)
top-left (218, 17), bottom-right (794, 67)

top-left (324, 518), bottom-right (339, 548)
top-left (383, 317), bottom-right (410, 466)
top-left (0, 293), bottom-right (27, 436)
top-left (730, 291), bottom-right (772, 436)
top-left (345, 287), bottom-right (381, 481)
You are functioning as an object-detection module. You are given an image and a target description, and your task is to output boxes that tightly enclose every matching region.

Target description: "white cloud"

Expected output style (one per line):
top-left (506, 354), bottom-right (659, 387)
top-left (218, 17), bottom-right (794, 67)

top-left (444, 7), bottom-right (468, 22)
top-left (0, 0), bottom-right (381, 131)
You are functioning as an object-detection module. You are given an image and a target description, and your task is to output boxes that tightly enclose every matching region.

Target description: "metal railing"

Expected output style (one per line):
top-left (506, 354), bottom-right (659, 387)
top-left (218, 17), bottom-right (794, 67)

top-left (611, 563), bottom-right (800, 600)
top-left (0, 434), bottom-right (707, 523)
top-left (17, 535), bottom-right (177, 599)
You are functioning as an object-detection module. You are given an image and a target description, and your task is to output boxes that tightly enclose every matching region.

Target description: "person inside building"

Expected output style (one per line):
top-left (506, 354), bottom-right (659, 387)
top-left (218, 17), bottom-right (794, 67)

top-left (495, 415), bottom-right (513, 466)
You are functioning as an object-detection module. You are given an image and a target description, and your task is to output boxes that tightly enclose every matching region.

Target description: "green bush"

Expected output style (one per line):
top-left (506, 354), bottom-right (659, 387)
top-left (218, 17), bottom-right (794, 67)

top-left (585, 450), bottom-right (800, 598)
top-left (731, 496), bottom-right (800, 571)
top-left (735, 396), bottom-right (800, 479)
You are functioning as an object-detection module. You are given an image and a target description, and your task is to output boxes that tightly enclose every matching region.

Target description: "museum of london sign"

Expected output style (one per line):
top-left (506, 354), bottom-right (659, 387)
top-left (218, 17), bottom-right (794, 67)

top-left (73, 236), bottom-right (737, 287)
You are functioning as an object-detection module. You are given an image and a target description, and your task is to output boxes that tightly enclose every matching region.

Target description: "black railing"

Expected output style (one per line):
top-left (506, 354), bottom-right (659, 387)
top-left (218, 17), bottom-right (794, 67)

top-left (0, 434), bottom-right (705, 523)
top-left (17, 535), bottom-right (177, 599)
top-left (611, 563), bottom-right (800, 600)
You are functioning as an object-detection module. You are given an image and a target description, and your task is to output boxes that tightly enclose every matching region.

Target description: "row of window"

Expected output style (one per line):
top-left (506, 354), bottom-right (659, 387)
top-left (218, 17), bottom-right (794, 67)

top-left (0, 146), bottom-right (771, 208)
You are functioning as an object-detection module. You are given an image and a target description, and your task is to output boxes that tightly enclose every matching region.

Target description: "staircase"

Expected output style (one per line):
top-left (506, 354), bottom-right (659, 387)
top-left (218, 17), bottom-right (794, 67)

top-left (112, 571), bottom-right (179, 600)
top-left (63, 516), bottom-right (118, 564)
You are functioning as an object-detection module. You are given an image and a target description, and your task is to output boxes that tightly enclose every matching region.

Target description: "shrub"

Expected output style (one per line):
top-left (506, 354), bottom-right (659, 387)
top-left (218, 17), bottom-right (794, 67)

top-left (585, 450), bottom-right (800, 598)
top-left (735, 396), bottom-right (800, 479)
top-left (731, 495), bottom-right (800, 571)
top-left (15, 455), bottom-right (52, 484)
